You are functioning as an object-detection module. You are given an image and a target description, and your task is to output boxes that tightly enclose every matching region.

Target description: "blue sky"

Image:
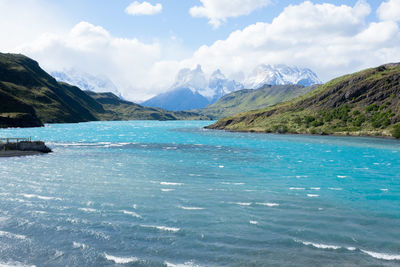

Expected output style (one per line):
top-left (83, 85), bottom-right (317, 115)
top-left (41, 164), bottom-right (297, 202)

top-left (0, 0), bottom-right (399, 101)
top-left (41, 0), bottom-right (384, 48)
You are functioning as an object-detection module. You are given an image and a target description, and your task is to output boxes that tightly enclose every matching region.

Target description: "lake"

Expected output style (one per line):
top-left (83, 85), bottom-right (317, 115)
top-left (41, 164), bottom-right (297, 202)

top-left (0, 121), bottom-right (399, 266)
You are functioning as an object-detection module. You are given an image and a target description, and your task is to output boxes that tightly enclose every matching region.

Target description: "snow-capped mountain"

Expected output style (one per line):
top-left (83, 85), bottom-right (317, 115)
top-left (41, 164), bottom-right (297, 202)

top-left (142, 65), bottom-right (243, 111)
top-left (244, 64), bottom-right (321, 89)
top-left (51, 69), bottom-right (123, 98)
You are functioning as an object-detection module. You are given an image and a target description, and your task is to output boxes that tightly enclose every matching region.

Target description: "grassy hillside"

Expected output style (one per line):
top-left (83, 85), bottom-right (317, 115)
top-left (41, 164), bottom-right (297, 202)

top-left (86, 91), bottom-right (210, 121)
top-left (207, 63), bottom-right (400, 138)
top-left (193, 84), bottom-right (316, 119)
top-left (0, 53), bottom-right (105, 127)
top-left (0, 53), bottom-right (209, 128)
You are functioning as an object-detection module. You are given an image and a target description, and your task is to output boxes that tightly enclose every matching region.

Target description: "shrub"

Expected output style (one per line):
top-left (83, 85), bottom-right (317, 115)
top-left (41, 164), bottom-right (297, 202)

top-left (392, 123), bottom-right (400, 139)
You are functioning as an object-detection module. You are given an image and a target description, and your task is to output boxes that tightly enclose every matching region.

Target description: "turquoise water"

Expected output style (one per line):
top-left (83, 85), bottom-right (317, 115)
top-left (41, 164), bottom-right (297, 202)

top-left (0, 120), bottom-right (400, 266)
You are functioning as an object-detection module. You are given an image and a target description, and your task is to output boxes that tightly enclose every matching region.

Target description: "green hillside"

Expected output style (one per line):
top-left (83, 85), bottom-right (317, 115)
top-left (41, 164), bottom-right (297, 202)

top-left (0, 53), bottom-right (209, 128)
top-left (207, 63), bottom-right (400, 138)
top-left (193, 84), bottom-right (316, 119)
top-left (86, 91), bottom-right (209, 121)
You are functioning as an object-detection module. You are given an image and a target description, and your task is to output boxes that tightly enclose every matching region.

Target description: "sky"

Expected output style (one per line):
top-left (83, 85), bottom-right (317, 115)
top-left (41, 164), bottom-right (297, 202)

top-left (0, 0), bottom-right (399, 101)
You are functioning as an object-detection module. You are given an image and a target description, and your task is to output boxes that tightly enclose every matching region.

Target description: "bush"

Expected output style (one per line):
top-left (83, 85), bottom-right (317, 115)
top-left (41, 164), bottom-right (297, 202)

top-left (392, 123), bottom-right (400, 139)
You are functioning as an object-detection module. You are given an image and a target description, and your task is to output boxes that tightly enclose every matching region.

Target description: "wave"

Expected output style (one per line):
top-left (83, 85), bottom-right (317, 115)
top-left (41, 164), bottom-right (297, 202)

top-left (164, 261), bottom-right (201, 267)
top-left (78, 208), bottom-right (98, 213)
top-left (0, 230), bottom-right (27, 240)
top-left (160, 182), bottom-right (183, 186)
top-left (22, 194), bottom-right (61, 201)
top-left (179, 206), bottom-right (204, 210)
top-left (72, 242), bottom-right (88, 249)
top-left (104, 253), bottom-right (138, 264)
top-left (234, 202), bottom-right (252, 206)
top-left (328, 188), bottom-right (342, 191)
top-left (120, 210), bottom-right (142, 218)
top-left (295, 240), bottom-right (340, 250)
top-left (221, 182), bottom-right (244, 185)
top-left (0, 261), bottom-right (35, 267)
top-left (310, 187), bottom-right (320, 190)
top-left (307, 194), bottom-right (319, 197)
top-left (249, 220), bottom-right (259, 225)
top-left (290, 187), bottom-right (305, 190)
top-left (297, 240), bottom-right (400, 261)
top-left (140, 225), bottom-right (180, 233)
top-left (337, 175), bottom-right (347, 179)
top-left (255, 202), bottom-right (279, 207)
top-left (361, 250), bottom-right (400, 261)
top-left (161, 189), bottom-right (175, 192)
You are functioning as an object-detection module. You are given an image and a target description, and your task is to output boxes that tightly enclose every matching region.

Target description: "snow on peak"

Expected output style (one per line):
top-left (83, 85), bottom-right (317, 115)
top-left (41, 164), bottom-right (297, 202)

top-left (172, 64), bottom-right (208, 92)
top-left (51, 69), bottom-right (123, 98)
top-left (171, 65), bottom-right (243, 101)
top-left (244, 64), bottom-right (321, 89)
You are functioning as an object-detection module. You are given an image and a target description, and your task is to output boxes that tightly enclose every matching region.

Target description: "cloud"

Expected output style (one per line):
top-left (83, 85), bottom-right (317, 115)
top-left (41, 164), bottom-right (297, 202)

top-left (6, 1), bottom-right (400, 103)
top-left (179, 0), bottom-right (400, 83)
top-left (125, 1), bottom-right (162, 16)
top-left (190, 0), bottom-right (270, 28)
top-left (377, 0), bottom-right (400, 22)
top-left (17, 22), bottom-right (163, 101)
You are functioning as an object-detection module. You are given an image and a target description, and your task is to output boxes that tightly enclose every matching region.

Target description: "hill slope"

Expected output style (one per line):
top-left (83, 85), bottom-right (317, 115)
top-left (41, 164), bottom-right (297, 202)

top-left (86, 91), bottom-right (209, 121)
top-left (0, 53), bottom-right (209, 128)
top-left (193, 84), bottom-right (316, 119)
top-left (0, 53), bottom-right (105, 127)
top-left (207, 63), bottom-right (400, 138)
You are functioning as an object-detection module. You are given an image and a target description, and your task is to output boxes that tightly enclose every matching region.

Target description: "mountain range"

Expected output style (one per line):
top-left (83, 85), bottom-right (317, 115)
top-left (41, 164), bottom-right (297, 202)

top-left (51, 69), bottom-right (123, 98)
top-left (142, 64), bottom-right (321, 111)
top-left (207, 63), bottom-right (400, 138)
top-left (0, 53), bottom-right (208, 128)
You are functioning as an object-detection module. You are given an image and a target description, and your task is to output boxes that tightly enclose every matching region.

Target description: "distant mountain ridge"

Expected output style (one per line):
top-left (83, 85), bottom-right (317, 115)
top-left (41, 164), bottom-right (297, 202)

top-left (207, 63), bottom-right (400, 138)
top-left (244, 64), bottom-right (321, 89)
top-left (143, 64), bottom-right (320, 111)
top-left (51, 69), bottom-right (123, 98)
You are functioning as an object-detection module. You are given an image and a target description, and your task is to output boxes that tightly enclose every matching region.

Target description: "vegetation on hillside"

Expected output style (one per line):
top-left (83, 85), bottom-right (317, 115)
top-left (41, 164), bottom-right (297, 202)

top-left (207, 63), bottom-right (400, 138)
top-left (0, 53), bottom-right (209, 128)
top-left (193, 84), bottom-right (317, 119)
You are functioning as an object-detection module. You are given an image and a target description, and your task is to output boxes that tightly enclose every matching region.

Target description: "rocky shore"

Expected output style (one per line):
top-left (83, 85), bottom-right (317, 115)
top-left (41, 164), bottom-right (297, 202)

top-left (0, 141), bottom-right (52, 157)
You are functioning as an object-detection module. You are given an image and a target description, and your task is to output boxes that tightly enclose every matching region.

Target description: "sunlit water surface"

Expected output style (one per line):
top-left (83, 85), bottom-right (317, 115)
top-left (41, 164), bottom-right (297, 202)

top-left (0, 121), bottom-right (399, 266)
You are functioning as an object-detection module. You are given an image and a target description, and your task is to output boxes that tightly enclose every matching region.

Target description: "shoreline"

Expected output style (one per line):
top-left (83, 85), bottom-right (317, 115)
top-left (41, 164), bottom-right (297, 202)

top-left (204, 127), bottom-right (399, 141)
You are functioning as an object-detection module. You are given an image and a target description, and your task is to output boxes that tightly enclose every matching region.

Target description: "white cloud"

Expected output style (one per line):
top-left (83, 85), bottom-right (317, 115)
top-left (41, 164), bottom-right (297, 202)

top-left (179, 0), bottom-right (400, 83)
top-left (0, 0), bottom-right (68, 51)
top-left (377, 0), bottom-right (400, 21)
top-left (3, 0), bottom-right (400, 103)
top-left (190, 0), bottom-right (270, 28)
top-left (125, 1), bottom-right (162, 16)
top-left (17, 22), bottom-right (163, 101)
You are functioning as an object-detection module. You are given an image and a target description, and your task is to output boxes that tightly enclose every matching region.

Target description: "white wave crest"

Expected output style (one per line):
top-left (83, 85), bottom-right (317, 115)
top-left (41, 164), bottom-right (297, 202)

top-left (22, 194), bottom-right (61, 201)
top-left (78, 208), bottom-right (98, 213)
top-left (290, 187), bottom-right (305, 190)
top-left (179, 206), bottom-right (204, 210)
top-left (0, 230), bottom-right (27, 240)
top-left (299, 240), bottom-right (340, 250)
top-left (161, 189), bottom-right (175, 192)
top-left (307, 194), bottom-right (319, 197)
top-left (256, 202), bottom-right (279, 207)
top-left (361, 250), bottom-right (400, 261)
top-left (72, 242), bottom-right (88, 249)
top-left (160, 182), bottom-right (183, 186)
top-left (120, 210), bottom-right (142, 218)
top-left (337, 175), bottom-right (347, 179)
top-left (104, 253), bottom-right (138, 264)
top-left (249, 220), bottom-right (259, 225)
top-left (140, 225), bottom-right (180, 232)
top-left (0, 261), bottom-right (36, 267)
top-left (164, 261), bottom-right (201, 267)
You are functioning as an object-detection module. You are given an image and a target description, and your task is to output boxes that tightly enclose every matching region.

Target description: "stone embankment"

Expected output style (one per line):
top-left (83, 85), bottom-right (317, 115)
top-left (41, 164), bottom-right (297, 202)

top-left (0, 140), bottom-right (51, 157)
